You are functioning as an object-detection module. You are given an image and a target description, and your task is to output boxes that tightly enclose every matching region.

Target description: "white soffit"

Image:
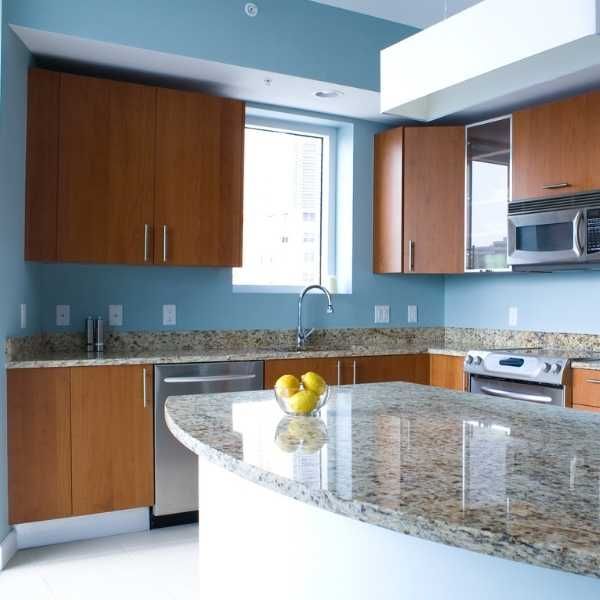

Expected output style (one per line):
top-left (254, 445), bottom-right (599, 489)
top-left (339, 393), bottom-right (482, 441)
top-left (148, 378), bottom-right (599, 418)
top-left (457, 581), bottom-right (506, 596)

top-left (12, 25), bottom-right (396, 123)
top-left (381, 0), bottom-right (600, 122)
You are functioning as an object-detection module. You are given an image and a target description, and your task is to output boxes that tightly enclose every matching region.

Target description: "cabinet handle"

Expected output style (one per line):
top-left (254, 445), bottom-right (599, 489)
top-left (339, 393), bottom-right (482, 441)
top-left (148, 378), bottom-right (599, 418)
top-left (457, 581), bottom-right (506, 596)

top-left (408, 240), bottom-right (415, 273)
top-left (144, 224), bottom-right (150, 263)
top-left (542, 182), bottom-right (570, 190)
top-left (337, 360), bottom-right (341, 386)
top-left (353, 360), bottom-right (357, 385)
top-left (143, 367), bottom-right (148, 409)
top-left (585, 379), bottom-right (600, 385)
top-left (162, 225), bottom-right (168, 263)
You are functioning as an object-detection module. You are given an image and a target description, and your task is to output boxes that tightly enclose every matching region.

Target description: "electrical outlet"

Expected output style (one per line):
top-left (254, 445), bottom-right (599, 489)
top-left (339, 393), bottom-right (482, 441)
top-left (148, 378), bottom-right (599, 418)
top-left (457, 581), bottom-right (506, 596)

top-left (56, 305), bottom-right (70, 327)
top-left (163, 304), bottom-right (176, 326)
top-left (509, 306), bottom-right (518, 327)
top-left (20, 304), bottom-right (27, 329)
top-left (109, 304), bottom-right (123, 327)
top-left (374, 305), bottom-right (390, 324)
top-left (408, 305), bottom-right (418, 324)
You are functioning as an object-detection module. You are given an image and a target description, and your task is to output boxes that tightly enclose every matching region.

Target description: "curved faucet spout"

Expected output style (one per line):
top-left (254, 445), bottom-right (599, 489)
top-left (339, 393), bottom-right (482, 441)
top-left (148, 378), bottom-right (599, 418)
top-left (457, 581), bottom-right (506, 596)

top-left (297, 285), bottom-right (334, 350)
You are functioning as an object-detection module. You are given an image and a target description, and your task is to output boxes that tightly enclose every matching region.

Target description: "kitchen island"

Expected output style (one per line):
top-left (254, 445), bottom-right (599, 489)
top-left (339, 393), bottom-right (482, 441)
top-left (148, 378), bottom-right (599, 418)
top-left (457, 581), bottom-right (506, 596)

top-left (165, 382), bottom-right (600, 600)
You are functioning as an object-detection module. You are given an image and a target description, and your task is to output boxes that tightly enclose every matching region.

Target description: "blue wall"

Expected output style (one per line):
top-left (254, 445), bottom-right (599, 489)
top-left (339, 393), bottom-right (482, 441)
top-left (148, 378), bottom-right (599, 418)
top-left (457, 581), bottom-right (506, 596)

top-left (0, 13), bottom-right (39, 540)
top-left (6, 0), bottom-right (416, 92)
top-left (444, 272), bottom-right (600, 334)
top-left (38, 113), bottom-right (444, 333)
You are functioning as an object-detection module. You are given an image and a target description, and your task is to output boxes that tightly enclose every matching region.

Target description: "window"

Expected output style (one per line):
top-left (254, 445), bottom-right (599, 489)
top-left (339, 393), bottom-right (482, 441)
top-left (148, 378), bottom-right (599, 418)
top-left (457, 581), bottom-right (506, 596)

top-left (233, 117), bottom-right (336, 291)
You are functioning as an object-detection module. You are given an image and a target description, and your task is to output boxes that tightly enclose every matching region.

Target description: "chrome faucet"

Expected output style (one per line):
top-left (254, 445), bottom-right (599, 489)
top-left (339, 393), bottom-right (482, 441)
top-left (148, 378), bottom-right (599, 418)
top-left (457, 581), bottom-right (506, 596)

top-left (297, 285), bottom-right (334, 350)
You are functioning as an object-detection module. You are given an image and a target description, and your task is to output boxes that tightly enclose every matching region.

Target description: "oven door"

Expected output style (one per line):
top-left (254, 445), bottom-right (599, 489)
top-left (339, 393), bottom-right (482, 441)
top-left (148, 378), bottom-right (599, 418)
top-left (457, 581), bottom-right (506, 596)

top-left (507, 208), bottom-right (585, 266)
top-left (470, 375), bottom-right (565, 407)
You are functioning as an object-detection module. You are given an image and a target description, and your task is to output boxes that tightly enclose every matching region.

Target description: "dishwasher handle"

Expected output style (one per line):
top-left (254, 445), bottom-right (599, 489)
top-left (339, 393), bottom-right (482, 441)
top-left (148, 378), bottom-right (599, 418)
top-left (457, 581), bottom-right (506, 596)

top-left (163, 374), bottom-right (257, 384)
top-left (480, 386), bottom-right (553, 404)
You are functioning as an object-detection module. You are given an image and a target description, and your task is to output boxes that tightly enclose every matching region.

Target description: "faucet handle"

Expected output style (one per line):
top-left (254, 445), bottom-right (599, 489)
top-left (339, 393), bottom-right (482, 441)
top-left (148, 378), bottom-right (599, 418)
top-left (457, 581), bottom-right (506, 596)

top-left (304, 328), bottom-right (315, 341)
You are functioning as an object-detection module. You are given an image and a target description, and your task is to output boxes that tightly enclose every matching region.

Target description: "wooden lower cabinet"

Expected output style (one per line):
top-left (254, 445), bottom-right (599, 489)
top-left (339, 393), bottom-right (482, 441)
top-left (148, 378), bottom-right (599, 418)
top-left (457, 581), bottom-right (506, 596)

top-left (264, 354), bottom-right (429, 388)
top-left (429, 355), bottom-right (467, 391)
top-left (572, 369), bottom-right (600, 412)
top-left (71, 365), bottom-right (154, 515)
top-left (8, 368), bottom-right (72, 524)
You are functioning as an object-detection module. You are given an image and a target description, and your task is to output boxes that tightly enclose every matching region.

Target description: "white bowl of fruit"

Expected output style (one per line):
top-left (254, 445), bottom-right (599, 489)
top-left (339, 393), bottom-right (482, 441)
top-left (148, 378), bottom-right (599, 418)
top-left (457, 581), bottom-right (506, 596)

top-left (274, 371), bottom-right (328, 417)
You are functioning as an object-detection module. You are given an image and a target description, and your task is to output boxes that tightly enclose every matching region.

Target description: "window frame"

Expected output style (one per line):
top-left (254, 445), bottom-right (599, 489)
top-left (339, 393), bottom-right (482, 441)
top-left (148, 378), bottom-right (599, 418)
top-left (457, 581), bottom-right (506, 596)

top-left (233, 115), bottom-right (338, 294)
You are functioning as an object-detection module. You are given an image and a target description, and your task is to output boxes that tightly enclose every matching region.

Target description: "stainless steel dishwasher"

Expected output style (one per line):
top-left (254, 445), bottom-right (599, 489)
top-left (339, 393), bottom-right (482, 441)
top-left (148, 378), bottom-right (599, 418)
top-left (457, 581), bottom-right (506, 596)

top-left (153, 361), bottom-right (263, 527)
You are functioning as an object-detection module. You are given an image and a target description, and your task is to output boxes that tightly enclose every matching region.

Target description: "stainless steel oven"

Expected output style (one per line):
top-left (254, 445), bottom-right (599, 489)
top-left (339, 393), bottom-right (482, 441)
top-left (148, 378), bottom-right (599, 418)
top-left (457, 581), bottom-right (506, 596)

top-left (469, 374), bottom-right (565, 407)
top-left (507, 192), bottom-right (600, 268)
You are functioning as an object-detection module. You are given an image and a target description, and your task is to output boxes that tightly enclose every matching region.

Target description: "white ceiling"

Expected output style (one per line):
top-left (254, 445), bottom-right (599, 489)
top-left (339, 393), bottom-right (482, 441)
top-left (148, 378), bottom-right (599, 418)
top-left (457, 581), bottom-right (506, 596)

top-left (309, 0), bottom-right (483, 28)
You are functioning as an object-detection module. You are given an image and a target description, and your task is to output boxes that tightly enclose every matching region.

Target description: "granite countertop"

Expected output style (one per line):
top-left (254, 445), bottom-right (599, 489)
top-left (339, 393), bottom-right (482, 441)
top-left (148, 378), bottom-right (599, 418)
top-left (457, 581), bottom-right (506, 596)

top-left (5, 344), bottom-right (467, 369)
top-left (166, 382), bottom-right (600, 579)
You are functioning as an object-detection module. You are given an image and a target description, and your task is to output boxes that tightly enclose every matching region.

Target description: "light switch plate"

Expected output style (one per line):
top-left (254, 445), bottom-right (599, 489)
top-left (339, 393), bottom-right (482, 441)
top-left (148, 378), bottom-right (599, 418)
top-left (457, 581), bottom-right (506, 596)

top-left (509, 306), bottom-right (518, 327)
top-left (109, 304), bottom-right (123, 327)
top-left (163, 304), bottom-right (176, 326)
top-left (408, 305), bottom-right (418, 324)
top-left (56, 305), bottom-right (70, 327)
top-left (20, 304), bottom-right (27, 329)
top-left (374, 305), bottom-right (390, 324)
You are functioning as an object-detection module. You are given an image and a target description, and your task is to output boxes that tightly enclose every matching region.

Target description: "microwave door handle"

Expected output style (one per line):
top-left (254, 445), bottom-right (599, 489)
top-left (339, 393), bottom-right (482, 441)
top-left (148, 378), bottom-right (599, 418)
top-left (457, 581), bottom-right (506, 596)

top-left (573, 210), bottom-right (585, 256)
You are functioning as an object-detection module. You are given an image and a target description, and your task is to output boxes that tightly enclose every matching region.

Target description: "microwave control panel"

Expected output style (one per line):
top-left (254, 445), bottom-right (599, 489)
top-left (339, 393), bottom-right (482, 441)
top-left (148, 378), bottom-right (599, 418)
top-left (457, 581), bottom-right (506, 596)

top-left (587, 209), bottom-right (600, 254)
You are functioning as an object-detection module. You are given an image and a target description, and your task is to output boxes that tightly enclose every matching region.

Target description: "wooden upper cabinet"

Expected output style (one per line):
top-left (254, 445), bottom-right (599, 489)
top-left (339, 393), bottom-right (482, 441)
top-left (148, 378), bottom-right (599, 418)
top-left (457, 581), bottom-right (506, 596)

top-left (403, 126), bottom-right (465, 274)
top-left (8, 368), bottom-right (72, 524)
top-left (512, 92), bottom-right (600, 200)
top-left (71, 365), bottom-right (154, 516)
top-left (155, 88), bottom-right (245, 267)
top-left (373, 127), bottom-right (404, 273)
top-left (58, 73), bottom-right (156, 264)
top-left (25, 69), bottom-right (60, 262)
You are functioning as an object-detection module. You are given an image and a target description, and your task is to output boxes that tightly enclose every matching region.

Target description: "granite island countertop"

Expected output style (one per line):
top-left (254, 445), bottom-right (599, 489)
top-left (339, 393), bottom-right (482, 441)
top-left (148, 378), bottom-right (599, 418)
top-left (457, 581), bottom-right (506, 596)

top-left (166, 382), bottom-right (600, 579)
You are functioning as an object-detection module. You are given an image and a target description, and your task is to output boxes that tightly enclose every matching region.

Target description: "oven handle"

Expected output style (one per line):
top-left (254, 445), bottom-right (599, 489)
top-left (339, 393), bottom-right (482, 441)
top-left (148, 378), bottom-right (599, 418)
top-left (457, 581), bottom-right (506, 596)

top-left (479, 386), bottom-right (553, 404)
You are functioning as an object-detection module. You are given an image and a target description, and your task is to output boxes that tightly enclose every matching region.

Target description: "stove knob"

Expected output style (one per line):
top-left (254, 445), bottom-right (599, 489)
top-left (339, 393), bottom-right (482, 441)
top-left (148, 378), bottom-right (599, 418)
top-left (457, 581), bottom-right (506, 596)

top-left (551, 363), bottom-right (562, 374)
top-left (542, 362), bottom-right (551, 373)
top-left (465, 355), bottom-right (474, 365)
top-left (474, 356), bottom-right (483, 366)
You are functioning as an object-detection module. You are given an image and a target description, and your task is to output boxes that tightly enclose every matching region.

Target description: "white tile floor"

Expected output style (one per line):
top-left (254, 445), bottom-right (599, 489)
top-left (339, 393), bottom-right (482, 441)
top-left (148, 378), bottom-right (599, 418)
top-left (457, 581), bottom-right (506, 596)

top-left (0, 524), bottom-right (200, 599)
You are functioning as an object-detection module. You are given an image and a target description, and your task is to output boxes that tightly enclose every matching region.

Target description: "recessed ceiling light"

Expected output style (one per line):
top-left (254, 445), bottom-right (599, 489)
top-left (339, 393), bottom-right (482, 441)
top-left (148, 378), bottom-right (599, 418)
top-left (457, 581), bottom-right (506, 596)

top-left (314, 90), bottom-right (343, 99)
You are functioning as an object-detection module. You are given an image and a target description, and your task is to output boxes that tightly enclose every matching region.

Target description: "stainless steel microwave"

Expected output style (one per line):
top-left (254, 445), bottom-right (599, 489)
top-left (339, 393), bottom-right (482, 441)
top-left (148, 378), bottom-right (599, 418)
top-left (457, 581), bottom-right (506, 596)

top-left (508, 193), bottom-right (600, 269)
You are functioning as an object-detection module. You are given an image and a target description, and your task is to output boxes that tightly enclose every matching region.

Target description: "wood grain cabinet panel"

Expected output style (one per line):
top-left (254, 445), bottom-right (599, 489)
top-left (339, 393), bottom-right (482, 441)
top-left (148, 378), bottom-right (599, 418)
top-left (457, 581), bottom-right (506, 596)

top-left (403, 126), bottom-right (465, 274)
top-left (429, 355), bottom-right (467, 391)
top-left (25, 68), bottom-right (60, 262)
top-left (155, 88), bottom-right (245, 267)
top-left (572, 369), bottom-right (600, 410)
top-left (373, 127), bottom-right (404, 273)
top-left (58, 73), bottom-right (156, 264)
top-left (71, 365), bottom-right (154, 516)
top-left (351, 355), bottom-right (429, 385)
top-left (7, 368), bottom-right (72, 524)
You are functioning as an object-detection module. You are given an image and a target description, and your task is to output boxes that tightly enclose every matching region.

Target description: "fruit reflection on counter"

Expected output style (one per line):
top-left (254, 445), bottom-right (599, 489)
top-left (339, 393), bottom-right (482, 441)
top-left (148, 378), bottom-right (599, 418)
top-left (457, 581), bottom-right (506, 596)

top-left (274, 371), bottom-right (329, 416)
top-left (275, 416), bottom-right (328, 454)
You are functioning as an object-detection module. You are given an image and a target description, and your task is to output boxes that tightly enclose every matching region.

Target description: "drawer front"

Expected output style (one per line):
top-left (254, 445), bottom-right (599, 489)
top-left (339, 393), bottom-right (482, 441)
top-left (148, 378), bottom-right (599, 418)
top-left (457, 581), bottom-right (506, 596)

top-left (572, 369), bottom-right (600, 408)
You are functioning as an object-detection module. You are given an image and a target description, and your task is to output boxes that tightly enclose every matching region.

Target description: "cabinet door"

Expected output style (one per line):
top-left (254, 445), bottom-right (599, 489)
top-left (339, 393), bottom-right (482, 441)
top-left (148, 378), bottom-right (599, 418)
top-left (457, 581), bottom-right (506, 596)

top-left (264, 358), bottom-right (341, 388)
top-left (429, 355), bottom-right (467, 391)
top-left (403, 126), bottom-right (465, 274)
top-left (512, 93), bottom-right (589, 200)
top-left (572, 369), bottom-right (600, 412)
top-left (58, 73), bottom-right (156, 264)
top-left (71, 365), bottom-right (154, 516)
top-left (8, 368), bottom-right (71, 524)
top-left (155, 88), bottom-right (244, 266)
top-left (351, 355), bottom-right (429, 385)
top-left (373, 127), bottom-right (404, 273)
top-left (25, 69), bottom-right (60, 262)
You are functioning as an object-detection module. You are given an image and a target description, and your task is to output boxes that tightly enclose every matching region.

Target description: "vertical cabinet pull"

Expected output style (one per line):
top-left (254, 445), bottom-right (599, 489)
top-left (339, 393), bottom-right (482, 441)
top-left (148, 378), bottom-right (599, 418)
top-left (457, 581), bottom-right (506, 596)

top-left (142, 367), bottom-right (148, 409)
top-left (353, 360), bottom-right (357, 385)
top-left (162, 226), bottom-right (168, 263)
top-left (337, 360), bottom-right (341, 386)
top-left (408, 240), bottom-right (415, 273)
top-left (144, 224), bottom-right (150, 263)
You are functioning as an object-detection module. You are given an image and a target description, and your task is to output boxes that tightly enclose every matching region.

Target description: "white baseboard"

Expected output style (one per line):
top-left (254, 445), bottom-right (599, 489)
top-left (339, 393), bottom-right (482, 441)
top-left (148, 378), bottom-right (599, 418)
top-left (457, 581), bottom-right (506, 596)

top-left (0, 529), bottom-right (18, 570)
top-left (15, 507), bottom-right (150, 550)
